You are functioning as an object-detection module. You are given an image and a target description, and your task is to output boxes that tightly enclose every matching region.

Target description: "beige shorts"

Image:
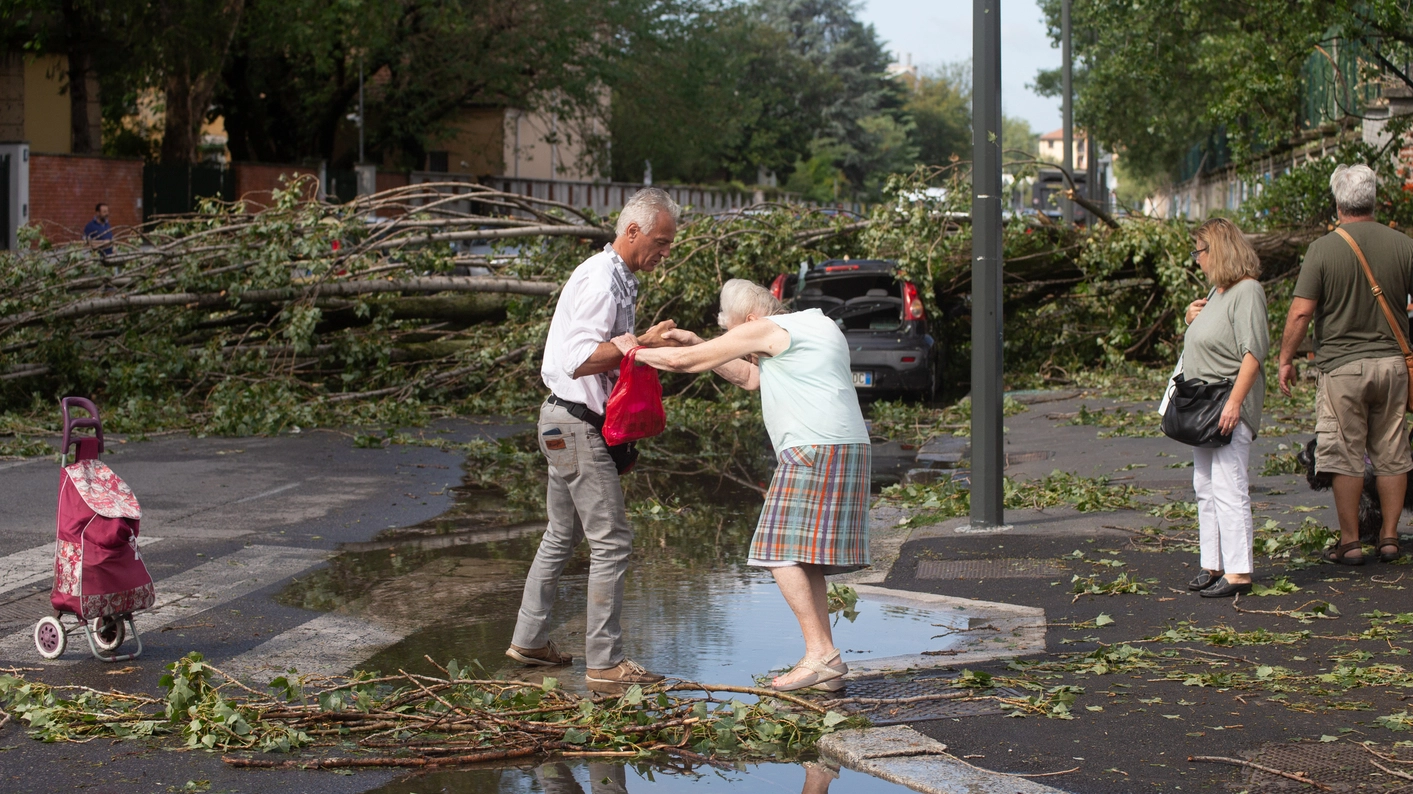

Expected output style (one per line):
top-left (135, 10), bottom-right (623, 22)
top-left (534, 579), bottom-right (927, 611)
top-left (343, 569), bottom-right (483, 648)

top-left (1315, 355), bottom-right (1413, 477)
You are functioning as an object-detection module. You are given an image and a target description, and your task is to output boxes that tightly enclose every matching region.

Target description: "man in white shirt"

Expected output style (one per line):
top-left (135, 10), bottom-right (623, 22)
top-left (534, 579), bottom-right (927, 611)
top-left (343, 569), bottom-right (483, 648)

top-left (507, 188), bottom-right (681, 686)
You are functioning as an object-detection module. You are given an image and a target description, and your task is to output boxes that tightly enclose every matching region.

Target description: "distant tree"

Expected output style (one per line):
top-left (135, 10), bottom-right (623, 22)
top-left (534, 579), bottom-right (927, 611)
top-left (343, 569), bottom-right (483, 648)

top-left (759, 0), bottom-right (910, 194)
top-left (609, 4), bottom-right (819, 184)
top-left (1002, 116), bottom-right (1039, 162)
top-left (1033, 0), bottom-right (1413, 182)
top-left (0, 0), bottom-right (138, 155)
top-left (216, 0), bottom-right (658, 170)
top-left (906, 64), bottom-right (971, 167)
top-left (612, 0), bottom-right (913, 198)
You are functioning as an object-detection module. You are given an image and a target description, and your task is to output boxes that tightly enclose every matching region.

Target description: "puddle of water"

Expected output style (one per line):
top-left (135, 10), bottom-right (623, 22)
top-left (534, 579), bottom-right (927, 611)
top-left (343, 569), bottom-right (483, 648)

top-left (363, 759), bottom-right (916, 794)
top-left (281, 446), bottom-right (971, 685)
top-left (279, 436), bottom-right (969, 791)
top-left (320, 495), bottom-right (970, 690)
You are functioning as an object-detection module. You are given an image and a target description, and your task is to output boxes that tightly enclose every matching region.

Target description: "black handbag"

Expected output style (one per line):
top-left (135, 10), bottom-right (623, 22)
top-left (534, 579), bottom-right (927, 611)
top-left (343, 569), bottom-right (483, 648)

top-left (1161, 373), bottom-right (1234, 448)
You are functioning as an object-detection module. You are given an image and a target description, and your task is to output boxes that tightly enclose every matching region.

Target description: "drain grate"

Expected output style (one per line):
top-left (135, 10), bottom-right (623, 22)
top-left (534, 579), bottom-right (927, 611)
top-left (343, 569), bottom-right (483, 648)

top-left (1006, 450), bottom-right (1054, 465)
top-left (1241, 741), bottom-right (1413, 792)
top-left (916, 558), bottom-right (1066, 580)
top-left (0, 589), bottom-right (49, 635)
top-left (833, 673), bottom-right (1025, 725)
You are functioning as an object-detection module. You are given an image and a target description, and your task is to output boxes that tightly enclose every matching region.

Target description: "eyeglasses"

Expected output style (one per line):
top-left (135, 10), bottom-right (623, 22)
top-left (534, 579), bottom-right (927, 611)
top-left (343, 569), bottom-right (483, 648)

top-left (1190, 247), bottom-right (1209, 262)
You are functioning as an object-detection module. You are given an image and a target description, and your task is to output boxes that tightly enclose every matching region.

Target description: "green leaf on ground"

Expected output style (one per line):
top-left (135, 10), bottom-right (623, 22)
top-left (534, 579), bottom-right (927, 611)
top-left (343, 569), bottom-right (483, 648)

top-left (1251, 577), bottom-right (1301, 597)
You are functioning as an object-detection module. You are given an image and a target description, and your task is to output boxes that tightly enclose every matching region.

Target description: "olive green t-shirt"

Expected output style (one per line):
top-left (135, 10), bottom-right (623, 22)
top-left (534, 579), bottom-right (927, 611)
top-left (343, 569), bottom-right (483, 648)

top-left (1181, 278), bottom-right (1269, 434)
top-left (1293, 222), bottom-right (1413, 373)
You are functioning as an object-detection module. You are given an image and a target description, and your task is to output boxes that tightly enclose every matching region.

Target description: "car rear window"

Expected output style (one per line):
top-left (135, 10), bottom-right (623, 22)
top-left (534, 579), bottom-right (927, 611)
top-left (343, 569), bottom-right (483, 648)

top-left (795, 274), bottom-right (903, 331)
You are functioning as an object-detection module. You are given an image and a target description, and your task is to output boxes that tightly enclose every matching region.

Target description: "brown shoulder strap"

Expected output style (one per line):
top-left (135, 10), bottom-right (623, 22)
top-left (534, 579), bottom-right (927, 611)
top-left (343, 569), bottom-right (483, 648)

top-left (1335, 226), bottom-right (1413, 358)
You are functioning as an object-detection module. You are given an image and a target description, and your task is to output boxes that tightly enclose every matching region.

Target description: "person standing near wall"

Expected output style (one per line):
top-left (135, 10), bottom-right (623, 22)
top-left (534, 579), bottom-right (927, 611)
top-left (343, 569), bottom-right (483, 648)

top-left (82, 202), bottom-right (113, 258)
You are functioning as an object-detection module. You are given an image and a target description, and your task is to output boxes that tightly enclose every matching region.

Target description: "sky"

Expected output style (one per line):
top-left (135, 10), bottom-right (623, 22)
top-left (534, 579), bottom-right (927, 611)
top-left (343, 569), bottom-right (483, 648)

top-left (857, 0), bottom-right (1062, 136)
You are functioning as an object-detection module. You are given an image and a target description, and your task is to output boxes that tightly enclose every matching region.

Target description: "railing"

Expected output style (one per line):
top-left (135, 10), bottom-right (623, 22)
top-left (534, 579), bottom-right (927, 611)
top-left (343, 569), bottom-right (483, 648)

top-left (408, 172), bottom-right (800, 220)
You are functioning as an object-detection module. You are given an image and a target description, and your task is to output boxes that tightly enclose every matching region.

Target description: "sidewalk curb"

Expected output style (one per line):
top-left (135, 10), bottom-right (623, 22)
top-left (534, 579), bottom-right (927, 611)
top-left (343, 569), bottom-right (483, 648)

top-left (844, 585), bottom-right (1047, 676)
top-left (820, 725), bottom-right (1070, 794)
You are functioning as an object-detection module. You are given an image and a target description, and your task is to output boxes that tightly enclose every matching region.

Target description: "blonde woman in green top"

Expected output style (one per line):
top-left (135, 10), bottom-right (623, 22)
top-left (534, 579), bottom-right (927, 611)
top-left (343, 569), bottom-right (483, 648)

top-left (1181, 218), bottom-right (1269, 598)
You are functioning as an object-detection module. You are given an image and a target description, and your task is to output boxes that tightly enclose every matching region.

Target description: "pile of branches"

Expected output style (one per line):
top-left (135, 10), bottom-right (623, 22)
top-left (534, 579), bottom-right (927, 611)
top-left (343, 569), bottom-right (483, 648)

top-left (0, 181), bottom-right (606, 430)
top-left (0, 653), bottom-right (856, 768)
top-left (0, 177), bottom-right (883, 441)
top-left (0, 166), bottom-right (1332, 448)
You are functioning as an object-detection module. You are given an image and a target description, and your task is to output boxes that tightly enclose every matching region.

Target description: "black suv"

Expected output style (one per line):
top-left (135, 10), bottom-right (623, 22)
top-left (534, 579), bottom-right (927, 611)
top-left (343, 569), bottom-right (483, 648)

top-left (769, 259), bottom-right (940, 399)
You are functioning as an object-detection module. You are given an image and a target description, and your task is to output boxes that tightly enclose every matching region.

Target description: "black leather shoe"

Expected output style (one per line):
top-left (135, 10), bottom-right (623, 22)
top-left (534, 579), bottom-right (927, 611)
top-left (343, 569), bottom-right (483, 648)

top-left (1187, 570), bottom-right (1222, 591)
top-left (1199, 577), bottom-right (1253, 598)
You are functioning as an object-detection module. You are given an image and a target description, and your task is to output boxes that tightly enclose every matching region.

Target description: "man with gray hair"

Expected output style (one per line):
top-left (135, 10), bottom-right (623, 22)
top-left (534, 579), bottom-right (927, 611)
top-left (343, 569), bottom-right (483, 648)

top-left (506, 187), bottom-right (681, 686)
top-left (1279, 164), bottom-right (1413, 564)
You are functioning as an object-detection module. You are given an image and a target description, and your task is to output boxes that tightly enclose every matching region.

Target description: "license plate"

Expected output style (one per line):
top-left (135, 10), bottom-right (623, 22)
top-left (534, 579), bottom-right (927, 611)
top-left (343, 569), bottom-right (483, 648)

top-left (852, 371), bottom-right (873, 387)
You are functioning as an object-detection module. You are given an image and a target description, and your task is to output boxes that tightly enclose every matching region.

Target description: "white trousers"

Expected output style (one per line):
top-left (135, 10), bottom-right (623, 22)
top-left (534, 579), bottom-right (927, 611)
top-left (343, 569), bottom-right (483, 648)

top-left (1192, 422), bottom-right (1254, 575)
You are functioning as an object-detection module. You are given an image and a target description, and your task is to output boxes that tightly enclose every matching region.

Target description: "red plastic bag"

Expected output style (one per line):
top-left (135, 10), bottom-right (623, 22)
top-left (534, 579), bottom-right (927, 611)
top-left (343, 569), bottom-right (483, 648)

top-left (602, 347), bottom-right (665, 446)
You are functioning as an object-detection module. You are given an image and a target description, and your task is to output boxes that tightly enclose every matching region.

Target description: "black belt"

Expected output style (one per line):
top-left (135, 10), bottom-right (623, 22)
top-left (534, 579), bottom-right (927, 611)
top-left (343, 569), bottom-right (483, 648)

top-left (547, 395), bottom-right (604, 430)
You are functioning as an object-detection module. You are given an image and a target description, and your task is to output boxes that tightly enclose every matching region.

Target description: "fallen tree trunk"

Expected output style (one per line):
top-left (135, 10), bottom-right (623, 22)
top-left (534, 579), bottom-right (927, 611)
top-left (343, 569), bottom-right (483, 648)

top-left (366, 224), bottom-right (613, 250)
top-left (2, 277), bottom-right (557, 328)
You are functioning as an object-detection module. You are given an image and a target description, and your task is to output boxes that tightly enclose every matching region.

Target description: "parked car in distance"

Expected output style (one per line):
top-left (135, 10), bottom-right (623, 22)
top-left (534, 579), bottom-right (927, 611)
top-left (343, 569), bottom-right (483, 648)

top-left (769, 259), bottom-right (940, 400)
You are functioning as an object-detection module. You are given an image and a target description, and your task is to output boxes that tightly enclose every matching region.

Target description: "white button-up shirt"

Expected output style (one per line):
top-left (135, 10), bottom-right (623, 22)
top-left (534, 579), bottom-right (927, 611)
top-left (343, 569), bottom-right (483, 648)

top-left (541, 244), bottom-right (638, 414)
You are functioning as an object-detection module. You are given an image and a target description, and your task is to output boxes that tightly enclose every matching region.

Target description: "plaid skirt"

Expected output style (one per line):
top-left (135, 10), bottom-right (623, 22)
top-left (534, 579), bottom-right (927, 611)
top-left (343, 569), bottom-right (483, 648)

top-left (748, 443), bottom-right (871, 575)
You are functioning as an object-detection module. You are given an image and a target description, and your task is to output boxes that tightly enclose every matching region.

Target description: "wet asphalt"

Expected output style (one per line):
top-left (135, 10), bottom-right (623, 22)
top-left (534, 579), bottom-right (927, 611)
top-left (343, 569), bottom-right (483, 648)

top-left (0, 386), bottom-right (1400, 793)
top-left (0, 419), bottom-right (528, 794)
top-left (884, 391), bottom-right (1413, 793)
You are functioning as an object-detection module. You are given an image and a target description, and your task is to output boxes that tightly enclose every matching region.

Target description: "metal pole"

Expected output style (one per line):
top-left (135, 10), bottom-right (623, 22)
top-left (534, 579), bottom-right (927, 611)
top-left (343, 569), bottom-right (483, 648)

top-left (358, 57), bottom-right (366, 164)
top-left (970, 0), bottom-right (1005, 529)
top-left (1061, 0), bottom-right (1073, 225)
top-left (1087, 134), bottom-right (1099, 206)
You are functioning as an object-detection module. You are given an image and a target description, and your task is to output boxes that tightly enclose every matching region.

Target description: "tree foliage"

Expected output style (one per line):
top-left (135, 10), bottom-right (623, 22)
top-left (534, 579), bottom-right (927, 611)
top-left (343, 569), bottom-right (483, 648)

top-left (0, 167), bottom-right (1234, 455)
top-left (610, 0), bottom-right (916, 199)
top-left (217, 0), bottom-right (653, 170)
top-left (1037, 0), bottom-right (1413, 181)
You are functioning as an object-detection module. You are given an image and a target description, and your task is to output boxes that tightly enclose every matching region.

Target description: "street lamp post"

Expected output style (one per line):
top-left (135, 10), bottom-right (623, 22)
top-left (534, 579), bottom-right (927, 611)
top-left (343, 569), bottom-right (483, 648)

top-left (358, 57), bottom-right (365, 164)
top-left (970, 0), bottom-right (1005, 530)
top-left (1061, 0), bottom-right (1073, 225)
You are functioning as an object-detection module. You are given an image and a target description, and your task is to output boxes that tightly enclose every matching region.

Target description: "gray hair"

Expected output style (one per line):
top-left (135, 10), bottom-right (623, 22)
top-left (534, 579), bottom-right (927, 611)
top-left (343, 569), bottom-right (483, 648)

top-left (1330, 164), bottom-right (1377, 216)
top-left (615, 187), bottom-right (682, 236)
top-left (719, 278), bottom-right (786, 326)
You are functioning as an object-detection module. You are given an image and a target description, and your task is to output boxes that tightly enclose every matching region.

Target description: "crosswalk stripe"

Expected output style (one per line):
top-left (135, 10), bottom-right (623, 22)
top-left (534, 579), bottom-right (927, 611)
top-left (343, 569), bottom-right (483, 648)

top-left (222, 614), bottom-right (404, 682)
top-left (0, 544), bottom-right (328, 663)
top-left (0, 537), bottom-right (163, 596)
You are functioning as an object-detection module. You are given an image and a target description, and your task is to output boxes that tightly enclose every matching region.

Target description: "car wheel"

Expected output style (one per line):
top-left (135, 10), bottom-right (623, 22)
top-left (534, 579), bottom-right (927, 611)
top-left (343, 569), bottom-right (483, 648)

top-left (928, 354), bottom-right (945, 404)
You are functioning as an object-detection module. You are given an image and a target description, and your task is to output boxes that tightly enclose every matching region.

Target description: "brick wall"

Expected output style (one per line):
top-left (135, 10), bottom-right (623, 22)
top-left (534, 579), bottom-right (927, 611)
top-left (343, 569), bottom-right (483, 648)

top-left (232, 163), bottom-right (321, 210)
top-left (376, 171), bottom-right (409, 193)
top-left (29, 159), bottom-right (419, 243)
top-left (29, 153), bottom-right (143, 243)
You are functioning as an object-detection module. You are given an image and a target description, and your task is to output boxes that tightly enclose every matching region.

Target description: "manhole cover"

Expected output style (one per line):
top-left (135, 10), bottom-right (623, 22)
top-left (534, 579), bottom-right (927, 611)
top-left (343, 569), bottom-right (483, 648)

top-left (833, 673), bottom-right (1025, 725)
top-left (1240, 741), bottom-right (1413, 792)
top-left (0, 589), bottom-right (49, 634)
top-left (1006, 450), bottom-right (1054, 465)
top-left (916, 558), bottom-right (1066, 580)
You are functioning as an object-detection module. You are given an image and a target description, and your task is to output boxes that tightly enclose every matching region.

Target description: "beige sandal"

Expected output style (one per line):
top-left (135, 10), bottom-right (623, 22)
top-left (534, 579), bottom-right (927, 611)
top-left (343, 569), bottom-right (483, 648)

top-left (772, 649), bottom-right (848, 692)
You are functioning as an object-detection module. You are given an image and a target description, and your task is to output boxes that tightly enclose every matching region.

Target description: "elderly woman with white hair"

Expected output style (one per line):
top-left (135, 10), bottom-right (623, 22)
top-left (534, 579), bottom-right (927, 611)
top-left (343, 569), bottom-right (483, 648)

top-left (630, 279), bottom-right (871, 692)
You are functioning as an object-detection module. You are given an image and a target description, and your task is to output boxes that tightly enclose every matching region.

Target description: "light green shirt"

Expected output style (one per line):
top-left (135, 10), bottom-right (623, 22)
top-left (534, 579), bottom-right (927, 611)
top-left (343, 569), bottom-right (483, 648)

top-left (759, 310), bottom-right (871, 453)
top-left (1181, 278), bottom-right (1269, 435)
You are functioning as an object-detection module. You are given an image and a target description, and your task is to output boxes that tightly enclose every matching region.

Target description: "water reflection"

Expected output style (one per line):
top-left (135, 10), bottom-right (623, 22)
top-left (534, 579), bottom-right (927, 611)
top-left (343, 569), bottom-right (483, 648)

top-left (277, 439), bottom-right (966, 689)
top-left (277, 437), bottom-right (951, 792)
top-left (362, 759), bottom-right (915, 794)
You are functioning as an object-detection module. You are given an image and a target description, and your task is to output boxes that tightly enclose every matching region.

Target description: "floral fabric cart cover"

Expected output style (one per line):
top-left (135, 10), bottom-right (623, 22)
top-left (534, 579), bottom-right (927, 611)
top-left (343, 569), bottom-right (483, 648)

top-left (51, 460), bottom-right (155, 620)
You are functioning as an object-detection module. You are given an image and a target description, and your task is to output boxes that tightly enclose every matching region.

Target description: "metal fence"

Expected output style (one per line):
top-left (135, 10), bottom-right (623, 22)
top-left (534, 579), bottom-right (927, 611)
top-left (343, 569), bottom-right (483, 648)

top-left (407, 173), bottom-right (800, 220)
top-left (142, 164), bottom-right (235, 219)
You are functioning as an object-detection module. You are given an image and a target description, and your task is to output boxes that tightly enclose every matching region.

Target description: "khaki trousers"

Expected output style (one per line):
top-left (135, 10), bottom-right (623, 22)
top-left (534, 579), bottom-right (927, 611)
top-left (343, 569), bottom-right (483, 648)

top-left (510, 401), bottom-right (634, 669)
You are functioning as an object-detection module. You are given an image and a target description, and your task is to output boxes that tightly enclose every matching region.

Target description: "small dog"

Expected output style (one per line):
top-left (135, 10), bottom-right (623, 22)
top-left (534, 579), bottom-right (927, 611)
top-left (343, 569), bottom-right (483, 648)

top-left (1297, 434), bottom-right (1413, 543)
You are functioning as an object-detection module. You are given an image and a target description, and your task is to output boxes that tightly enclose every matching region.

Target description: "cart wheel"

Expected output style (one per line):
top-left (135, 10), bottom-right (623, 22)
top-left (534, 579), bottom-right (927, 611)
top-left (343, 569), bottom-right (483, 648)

top-left (91, 616), bottom-right (125, 652)
top-left (34, 616), bottom-right (65, 659)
